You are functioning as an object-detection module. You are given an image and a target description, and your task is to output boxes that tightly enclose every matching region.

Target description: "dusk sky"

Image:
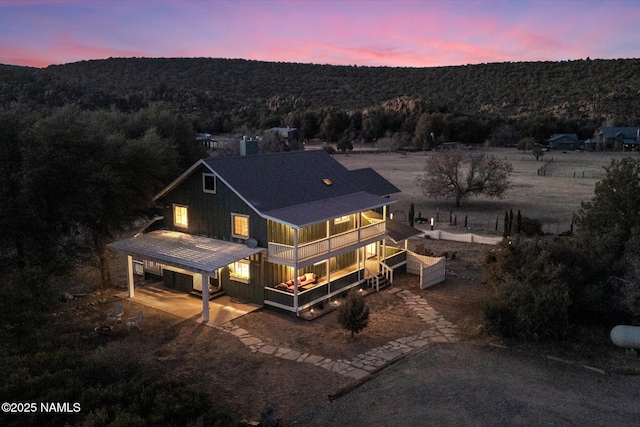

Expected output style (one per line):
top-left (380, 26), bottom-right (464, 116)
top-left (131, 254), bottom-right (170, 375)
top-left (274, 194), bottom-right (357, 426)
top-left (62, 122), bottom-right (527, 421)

top-left (1, 0), bottom-right (639, 68)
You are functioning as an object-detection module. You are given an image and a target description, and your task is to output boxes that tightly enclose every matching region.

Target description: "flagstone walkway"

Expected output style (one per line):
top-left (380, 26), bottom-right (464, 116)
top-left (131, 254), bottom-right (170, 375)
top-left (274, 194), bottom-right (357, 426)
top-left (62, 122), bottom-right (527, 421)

top-left (215, 289), bottom-right (460, 380)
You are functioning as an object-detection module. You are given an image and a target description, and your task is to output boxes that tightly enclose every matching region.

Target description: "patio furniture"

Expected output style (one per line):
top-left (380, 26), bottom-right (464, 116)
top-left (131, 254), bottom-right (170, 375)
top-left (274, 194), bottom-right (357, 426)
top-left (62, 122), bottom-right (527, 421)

top-left (276, 273), bottom-right (318, 292)
top-left (126, 311), bottom-right (144, 331)
top-left (106, 304), bottom-right (124, 326)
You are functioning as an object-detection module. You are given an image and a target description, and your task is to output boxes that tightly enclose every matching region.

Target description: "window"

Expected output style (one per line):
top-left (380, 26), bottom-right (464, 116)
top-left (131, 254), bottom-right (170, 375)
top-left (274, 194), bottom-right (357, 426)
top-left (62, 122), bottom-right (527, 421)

top-left (232, 213), bottom-right (249, 239)
top-left (173, 204), bottom-right (188, 228)
top-left (203, 173), bottom-right (216, 194)
top-left (229, 259), bottom-right (250, 283)
top-left (334, 215), bottom-right (350, 224)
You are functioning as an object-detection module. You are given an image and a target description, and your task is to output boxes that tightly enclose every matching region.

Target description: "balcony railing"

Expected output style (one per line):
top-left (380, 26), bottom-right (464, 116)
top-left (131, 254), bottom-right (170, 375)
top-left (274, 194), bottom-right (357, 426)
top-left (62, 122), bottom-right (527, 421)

top-left (268, 221), bottom-right (385, 264)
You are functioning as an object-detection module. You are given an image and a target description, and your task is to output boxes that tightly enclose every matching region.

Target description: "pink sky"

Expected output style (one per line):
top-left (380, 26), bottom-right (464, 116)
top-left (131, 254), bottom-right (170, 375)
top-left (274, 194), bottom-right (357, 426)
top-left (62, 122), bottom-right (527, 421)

top-left (1, 0), bottom-right (639, 68)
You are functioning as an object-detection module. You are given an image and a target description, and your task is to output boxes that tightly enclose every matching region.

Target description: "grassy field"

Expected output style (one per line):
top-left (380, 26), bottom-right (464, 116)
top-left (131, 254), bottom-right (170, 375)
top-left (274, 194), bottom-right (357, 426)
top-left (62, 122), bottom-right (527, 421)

top-left (335, 148), bottom-right (638, 234)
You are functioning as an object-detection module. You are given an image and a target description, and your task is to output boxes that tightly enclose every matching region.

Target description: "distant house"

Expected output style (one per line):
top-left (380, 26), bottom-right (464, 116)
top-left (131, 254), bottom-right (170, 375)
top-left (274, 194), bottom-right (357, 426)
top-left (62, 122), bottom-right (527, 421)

top-left (547, 134), bottom-right (579, 151)
top-left (268, 127), bottom-right (301, 150)
top-left (591, 127), bottom-right (640, 151)
top-left (109, 150), bottom-right (420, 320)
top-left (196, 133), bottom-right (222, 149)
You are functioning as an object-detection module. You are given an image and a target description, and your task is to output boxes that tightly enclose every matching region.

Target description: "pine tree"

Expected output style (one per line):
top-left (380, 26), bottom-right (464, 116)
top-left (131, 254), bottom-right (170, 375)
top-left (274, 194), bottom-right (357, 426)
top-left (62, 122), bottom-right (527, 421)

top-left (408, 203), bottom-right (415, 227)
top-left (337, 290), bottom-right (370, 338)
top-left (503, 211), bottom-right (509, 238)
top-left (509, 209), bottom-right (514, 236)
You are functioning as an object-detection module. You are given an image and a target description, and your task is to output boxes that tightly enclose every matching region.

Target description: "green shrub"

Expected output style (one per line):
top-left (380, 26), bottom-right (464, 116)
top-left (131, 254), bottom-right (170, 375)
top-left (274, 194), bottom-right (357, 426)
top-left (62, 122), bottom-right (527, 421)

top-left (520, 216), bottom-right (543, 236)
top-left (482, 238), bottom-right (572, 340)
top-left (337, 289), bottom-right (370, 338)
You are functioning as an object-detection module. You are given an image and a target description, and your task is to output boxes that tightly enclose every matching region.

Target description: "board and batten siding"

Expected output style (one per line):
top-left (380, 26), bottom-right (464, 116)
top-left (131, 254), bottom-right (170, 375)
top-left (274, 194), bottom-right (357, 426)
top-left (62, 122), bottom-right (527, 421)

top-left (267, 213), bottom-right (358, 246)
top-left (160, 165), bottom-right (268, 246)
top-left (219, 253), bottom-right (264, 304)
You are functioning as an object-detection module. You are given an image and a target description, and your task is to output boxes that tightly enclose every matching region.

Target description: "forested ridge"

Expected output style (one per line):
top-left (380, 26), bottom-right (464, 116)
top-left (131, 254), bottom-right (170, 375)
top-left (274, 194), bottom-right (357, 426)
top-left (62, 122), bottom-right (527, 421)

top-left (2, 57), bottom-right (640, 143)
top-left (2, 58), bottom-right (640, 425)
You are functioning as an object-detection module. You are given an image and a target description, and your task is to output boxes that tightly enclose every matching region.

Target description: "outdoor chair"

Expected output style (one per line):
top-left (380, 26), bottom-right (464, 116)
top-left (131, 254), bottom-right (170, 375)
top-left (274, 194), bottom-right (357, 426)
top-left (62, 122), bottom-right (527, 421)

top-left (106, 304), bottom-right (124, 326)
top-left (126, 311), bottom-right (144, 331)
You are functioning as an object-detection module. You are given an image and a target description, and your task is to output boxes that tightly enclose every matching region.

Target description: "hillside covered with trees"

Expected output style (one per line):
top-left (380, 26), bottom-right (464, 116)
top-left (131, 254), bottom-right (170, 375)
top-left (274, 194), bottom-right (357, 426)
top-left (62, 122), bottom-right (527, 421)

top-left (2, 57), bottom-right (639, 424)
top-left (2, 57), bottom-right (640, 145)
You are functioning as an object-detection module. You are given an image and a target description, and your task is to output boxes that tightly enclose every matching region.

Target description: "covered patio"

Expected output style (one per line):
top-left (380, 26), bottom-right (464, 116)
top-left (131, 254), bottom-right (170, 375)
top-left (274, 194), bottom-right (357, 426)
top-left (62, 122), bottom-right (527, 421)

top-left (108, 230), bottom-right (264, 322)
top-left (117, 283), bottom-right (259, 327)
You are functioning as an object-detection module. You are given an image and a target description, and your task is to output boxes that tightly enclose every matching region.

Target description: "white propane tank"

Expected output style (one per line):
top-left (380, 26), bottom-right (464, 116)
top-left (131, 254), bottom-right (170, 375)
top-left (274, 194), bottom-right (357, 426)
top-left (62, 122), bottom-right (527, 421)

top-left (610, 325), bottom-right (640, 349)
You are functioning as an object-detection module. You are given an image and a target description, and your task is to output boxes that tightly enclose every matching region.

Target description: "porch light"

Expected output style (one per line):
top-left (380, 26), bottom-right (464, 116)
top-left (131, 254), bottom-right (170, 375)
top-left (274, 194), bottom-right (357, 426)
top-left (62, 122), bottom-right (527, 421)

top-left (322, 178), bottom-right (332, 186)
top-left (310, 308), bottom-right (314, 313)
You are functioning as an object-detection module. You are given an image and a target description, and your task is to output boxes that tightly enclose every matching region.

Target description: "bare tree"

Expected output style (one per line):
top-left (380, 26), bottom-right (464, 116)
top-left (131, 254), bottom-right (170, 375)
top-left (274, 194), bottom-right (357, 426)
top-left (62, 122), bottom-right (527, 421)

top-left (416, 150), bottom-right (513, 207)
top-left (531, 144), bottom-right (545, 161)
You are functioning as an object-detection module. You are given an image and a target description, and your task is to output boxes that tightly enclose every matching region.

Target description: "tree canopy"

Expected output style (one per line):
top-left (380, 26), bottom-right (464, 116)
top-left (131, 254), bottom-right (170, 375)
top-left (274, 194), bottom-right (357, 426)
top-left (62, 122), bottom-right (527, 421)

top-left (574, 158), bottom-right (640, 275)
top-left (0, 105), bottom-right (201, 288)
top-left (2, 58), bottom-right (639, 147)
top-left (484, 158), bottom-right (640, 341)
top-left (416, 150), bottom-right (513, 207)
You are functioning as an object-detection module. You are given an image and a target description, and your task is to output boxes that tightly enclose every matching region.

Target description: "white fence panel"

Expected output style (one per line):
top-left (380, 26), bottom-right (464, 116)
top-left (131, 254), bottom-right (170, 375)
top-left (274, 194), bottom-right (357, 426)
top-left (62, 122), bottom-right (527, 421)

top-left (422, 230), bottom-right (502, 245)
top-left (406, 250), bottom-right (445, 289)
top-left (471, 235), bottom-right (503, 245)
top-left (421, 258), bottom-right (446, 289)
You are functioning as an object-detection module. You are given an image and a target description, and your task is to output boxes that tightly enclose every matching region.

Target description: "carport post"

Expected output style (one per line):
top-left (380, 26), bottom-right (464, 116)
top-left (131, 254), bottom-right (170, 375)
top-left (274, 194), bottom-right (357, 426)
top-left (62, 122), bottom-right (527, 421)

top-left (127, 255), bottom-right (135, 298)
top-left (202, 273), bottom-right (210, 322)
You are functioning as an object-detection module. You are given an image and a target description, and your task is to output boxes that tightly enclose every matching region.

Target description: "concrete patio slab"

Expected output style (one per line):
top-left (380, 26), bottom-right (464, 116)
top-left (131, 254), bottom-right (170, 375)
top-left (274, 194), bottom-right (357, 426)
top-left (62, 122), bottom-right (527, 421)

top-left (117, 283), bottom-right (260, 327)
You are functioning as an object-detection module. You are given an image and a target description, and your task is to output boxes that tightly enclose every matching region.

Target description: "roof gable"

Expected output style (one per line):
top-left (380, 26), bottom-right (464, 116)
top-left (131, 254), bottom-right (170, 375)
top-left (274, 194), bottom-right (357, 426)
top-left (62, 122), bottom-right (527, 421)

top-left (154, 150), bottom-right (399, 227)
top-left (548, 134), bottom-right (578, 142)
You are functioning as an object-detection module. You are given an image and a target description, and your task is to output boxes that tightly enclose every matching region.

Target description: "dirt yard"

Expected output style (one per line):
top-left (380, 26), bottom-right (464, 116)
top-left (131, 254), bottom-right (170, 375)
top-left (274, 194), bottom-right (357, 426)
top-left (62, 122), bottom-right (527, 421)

top-left (56, 238), bottom-right (640, 425)
top-left (50, 149), bottom-right (640, 425)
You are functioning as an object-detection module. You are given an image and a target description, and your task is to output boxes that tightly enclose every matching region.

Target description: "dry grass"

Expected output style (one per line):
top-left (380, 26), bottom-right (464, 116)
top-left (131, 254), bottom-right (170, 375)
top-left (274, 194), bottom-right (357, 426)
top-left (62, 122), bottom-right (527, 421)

top-left (335, 148), bottom-right (638, 234)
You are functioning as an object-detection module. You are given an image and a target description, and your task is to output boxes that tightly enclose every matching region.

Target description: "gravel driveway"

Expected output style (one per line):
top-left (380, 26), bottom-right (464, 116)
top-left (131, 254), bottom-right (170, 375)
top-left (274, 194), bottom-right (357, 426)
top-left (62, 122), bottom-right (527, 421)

top-left (294, 342), bottom-right (640, 427)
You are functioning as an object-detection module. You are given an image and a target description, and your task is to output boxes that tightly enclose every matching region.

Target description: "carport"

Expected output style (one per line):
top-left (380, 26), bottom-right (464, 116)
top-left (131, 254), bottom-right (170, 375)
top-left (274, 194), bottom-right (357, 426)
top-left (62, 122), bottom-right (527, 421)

top-left (108, 230), bottom-right (264, 322)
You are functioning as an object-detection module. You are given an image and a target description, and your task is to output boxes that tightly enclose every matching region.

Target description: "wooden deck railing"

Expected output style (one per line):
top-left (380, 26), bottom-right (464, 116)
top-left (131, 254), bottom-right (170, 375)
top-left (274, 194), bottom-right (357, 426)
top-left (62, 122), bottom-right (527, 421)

top-left (268, 221), bottom-right (385, 263)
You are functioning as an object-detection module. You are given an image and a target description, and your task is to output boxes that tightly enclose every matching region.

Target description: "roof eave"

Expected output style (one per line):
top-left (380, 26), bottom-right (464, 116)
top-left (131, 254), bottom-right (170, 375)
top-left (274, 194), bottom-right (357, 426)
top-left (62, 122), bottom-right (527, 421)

top-left (262, 198), bottom-right (397, 229)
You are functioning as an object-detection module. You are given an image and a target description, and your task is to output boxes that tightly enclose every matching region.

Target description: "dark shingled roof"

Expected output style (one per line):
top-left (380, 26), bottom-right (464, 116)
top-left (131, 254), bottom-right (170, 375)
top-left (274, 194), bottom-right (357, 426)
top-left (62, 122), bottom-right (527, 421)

top-left (349, 167), bottom-right (400, 196)
top-left (155, 150), bottom-right (399, 228)
top-left (203, 150), bottom-right (398, 213)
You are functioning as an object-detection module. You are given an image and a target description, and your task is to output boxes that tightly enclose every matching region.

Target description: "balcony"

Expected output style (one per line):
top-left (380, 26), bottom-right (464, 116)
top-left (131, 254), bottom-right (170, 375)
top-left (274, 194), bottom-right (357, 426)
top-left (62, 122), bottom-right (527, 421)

top-left (268, 221), bottom-right (385, 265)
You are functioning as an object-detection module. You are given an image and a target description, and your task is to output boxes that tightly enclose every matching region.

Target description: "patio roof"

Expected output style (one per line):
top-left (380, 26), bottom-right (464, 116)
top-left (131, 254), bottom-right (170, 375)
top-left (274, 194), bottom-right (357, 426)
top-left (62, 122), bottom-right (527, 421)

top-left (108, 230), bottom-right (264, 274)
top-left (385, 218), bottom-right (424, 244)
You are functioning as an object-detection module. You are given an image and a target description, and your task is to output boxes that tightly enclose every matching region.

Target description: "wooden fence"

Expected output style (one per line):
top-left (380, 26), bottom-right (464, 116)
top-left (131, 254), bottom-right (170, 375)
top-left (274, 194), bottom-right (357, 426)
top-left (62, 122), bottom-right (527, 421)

top-left (406, 250), bottom-right (446, 289)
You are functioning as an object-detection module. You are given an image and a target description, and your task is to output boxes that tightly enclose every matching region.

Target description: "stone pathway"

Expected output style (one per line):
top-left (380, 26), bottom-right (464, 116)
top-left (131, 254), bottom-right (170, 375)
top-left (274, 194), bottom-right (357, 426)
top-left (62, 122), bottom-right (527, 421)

top-left (215, 288), bottom-right (459, 380)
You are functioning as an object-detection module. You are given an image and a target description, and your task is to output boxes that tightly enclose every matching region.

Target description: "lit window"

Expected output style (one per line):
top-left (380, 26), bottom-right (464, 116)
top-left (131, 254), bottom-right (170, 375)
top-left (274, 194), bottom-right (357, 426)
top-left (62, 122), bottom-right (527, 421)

top-left (334, 215), bottom-right (350, 224)
top-left (230, 259), bottom-right (250, 283)
top-left (174, 205), bottom-right (188, 228)
top-left (203, 173), bottom-right (216, 193)
top-left (232, 213), bottom-right (249, 238)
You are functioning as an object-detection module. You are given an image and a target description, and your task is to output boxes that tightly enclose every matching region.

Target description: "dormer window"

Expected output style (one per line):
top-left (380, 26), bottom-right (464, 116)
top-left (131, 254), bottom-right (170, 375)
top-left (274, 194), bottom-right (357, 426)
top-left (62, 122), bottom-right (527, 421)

top-left (203, 173), bottom-right (216, 193)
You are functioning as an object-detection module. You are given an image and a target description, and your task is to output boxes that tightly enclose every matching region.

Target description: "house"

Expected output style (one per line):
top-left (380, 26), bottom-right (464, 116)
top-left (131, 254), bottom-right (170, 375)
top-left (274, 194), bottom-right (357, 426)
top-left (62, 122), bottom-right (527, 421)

top-left (267, 127), bottom-right (301, 149)
top-left (591, 127), bottom-right (640, 151)
top-left (547, 134), bottom-right (579, 151)
top-left (108, 150), bottom-right (420, 321)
